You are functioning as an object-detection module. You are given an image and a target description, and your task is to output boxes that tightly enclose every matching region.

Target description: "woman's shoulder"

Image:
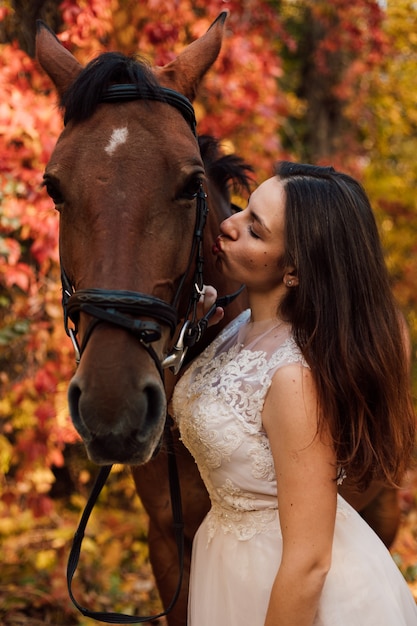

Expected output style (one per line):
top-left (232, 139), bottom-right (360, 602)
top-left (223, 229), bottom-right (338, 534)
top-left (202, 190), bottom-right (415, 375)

top-left (268, 335), bottom-right (309, 371)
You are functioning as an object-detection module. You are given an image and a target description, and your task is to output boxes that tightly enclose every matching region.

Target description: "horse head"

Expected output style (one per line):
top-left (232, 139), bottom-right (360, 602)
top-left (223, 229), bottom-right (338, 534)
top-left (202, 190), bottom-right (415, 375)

top-left (36, 14), bottom-right (229, 466)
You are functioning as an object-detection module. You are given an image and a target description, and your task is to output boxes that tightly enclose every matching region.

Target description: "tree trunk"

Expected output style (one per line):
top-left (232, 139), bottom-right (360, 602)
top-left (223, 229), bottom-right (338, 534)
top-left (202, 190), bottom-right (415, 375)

top-left (0, 0), bottom-right (62, 57)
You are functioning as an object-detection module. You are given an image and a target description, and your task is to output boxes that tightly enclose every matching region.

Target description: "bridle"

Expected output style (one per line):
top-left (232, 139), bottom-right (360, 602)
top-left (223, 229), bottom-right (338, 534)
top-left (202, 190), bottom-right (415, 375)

top-left (62, 180), bottom-right (211, 378)
top-left (62, 83), bottom-right (243, 623)
top-left (62, 84), bottom-right (242, 376)
top-left (63, 85), bottom-right (210, 378)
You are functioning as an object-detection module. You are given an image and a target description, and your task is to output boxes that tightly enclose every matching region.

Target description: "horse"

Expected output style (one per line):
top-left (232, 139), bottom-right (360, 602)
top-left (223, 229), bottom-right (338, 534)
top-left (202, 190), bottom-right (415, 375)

top-left (35, 15), bottom-right (402, 626)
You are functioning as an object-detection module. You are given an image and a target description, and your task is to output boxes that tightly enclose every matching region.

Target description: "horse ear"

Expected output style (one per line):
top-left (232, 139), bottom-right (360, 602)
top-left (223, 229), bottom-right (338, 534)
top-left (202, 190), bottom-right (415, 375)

top-left (156, 11), bottom-right (228, 101)
top-left (36, 20), bottom-right (82, 97)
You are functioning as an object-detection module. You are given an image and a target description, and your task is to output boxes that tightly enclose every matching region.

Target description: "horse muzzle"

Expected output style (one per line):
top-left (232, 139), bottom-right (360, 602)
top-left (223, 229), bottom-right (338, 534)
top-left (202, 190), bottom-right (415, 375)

top-left (68, 359), bottom-right (167, 465)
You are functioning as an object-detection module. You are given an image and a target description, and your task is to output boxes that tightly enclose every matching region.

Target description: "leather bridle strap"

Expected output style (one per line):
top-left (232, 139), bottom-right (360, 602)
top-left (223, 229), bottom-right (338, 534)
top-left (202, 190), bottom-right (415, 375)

top-left (100, 85), bottom-right (197, 136)
top-left (67, 419), bottom-right (183, 623)
top-left (67, 289), bottom-right (178, 335)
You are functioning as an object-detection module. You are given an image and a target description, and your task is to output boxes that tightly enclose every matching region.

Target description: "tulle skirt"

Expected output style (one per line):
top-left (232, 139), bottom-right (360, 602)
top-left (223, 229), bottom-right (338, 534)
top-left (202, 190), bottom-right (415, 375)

top-left (188, 496), bottom-right (417, 626)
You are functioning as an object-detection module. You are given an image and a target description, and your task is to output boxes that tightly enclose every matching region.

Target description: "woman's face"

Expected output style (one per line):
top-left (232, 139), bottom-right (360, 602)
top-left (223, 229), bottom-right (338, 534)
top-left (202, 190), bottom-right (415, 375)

top-left (213, 177), bottom-right (287, 293)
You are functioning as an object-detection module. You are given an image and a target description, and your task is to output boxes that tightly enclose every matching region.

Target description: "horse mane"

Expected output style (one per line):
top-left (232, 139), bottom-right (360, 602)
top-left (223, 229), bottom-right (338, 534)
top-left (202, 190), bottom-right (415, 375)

top-left (62, 52), bottom-right (160, 124)
top-left (198, 135), bottom-right (253, 199)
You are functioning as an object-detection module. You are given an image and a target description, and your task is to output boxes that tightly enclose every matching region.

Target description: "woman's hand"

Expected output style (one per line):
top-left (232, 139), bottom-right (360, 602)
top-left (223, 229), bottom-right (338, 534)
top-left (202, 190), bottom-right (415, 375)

top-left (197, 285), bottom-right (224, 327)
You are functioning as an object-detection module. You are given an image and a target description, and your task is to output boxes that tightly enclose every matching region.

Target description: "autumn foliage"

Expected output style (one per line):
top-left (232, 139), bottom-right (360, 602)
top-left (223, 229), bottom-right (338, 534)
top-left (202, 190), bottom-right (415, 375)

top-left (0, 0), bottom-right (416, 622)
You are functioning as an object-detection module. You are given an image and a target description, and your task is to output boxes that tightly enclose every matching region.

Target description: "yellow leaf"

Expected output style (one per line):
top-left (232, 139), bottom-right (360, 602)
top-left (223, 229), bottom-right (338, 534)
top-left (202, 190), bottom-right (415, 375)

top-left (0, 434), bottom-right (13, 473)
top-left (35, 548), bottom-right (57, 570)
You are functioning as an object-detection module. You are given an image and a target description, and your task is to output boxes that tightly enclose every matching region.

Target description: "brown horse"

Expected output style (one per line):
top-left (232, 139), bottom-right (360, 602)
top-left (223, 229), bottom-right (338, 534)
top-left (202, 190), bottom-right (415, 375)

top-left (36, 15), bottom-right (402, 626)
top-left (36, 14), bottom-right (247, 623)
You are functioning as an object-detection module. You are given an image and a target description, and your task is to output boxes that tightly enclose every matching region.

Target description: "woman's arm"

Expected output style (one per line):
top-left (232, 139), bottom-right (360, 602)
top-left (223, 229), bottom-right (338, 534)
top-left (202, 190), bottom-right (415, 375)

top-left (262, 364), bottom-right (337, 626)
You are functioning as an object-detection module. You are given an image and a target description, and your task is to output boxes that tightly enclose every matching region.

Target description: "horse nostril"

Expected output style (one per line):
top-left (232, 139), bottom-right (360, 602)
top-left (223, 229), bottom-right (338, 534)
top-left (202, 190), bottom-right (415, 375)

top-left (68, 380), bottom-right (91, 441)
top-left (143, 382), bottom-right (165, 425)
top-left (68, 381), bottom-right (80, 420)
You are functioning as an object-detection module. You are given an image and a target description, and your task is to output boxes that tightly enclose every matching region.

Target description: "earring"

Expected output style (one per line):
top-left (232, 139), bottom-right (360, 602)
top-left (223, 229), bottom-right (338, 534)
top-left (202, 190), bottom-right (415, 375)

top-left (286, 280), bottom-right (293, 287)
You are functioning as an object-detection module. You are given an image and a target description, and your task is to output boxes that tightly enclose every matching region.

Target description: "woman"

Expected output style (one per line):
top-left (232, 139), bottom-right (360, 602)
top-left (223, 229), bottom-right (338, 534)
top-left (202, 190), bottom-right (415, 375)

top-left (172, 162), bottom-right (417, 625)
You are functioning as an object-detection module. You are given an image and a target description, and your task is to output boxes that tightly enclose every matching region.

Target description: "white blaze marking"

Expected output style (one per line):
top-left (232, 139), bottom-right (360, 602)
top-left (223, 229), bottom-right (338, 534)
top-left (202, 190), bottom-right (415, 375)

top-left (105, 127), bottom-right (129, 155)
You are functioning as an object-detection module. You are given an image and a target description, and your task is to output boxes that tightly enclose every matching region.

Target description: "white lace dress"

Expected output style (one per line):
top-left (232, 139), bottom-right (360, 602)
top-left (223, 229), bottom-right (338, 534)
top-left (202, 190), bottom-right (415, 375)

top-left (172, 310), bottom-right (417, 626)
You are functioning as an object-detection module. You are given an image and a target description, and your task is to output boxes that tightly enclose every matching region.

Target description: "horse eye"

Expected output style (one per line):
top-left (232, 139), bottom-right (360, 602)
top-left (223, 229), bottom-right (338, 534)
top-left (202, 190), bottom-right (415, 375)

top-left (179, 177), bottom-right (203, 200)
top-left (42, 175), bottom-right (64, 207)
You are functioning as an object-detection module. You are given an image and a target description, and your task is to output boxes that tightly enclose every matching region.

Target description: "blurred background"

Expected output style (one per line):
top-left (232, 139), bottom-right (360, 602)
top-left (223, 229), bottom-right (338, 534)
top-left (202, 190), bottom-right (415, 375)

top-left (0, 1), bottom-right (416, 623)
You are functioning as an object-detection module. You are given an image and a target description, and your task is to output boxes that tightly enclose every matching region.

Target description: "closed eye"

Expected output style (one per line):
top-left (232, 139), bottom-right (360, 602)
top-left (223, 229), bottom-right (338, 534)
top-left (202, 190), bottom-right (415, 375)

top-left (248, 224), bottom-right (260, 239)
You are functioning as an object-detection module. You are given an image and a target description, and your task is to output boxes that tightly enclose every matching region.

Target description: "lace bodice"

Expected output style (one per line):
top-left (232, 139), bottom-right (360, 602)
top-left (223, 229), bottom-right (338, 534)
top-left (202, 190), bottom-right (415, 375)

top-left (172, 310), bottom-right (309, 542)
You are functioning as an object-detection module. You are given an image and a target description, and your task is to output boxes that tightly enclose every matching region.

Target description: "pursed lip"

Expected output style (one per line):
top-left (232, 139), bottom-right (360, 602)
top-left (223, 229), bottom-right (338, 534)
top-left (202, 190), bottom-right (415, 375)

top-left (212, 235), bottom-right (223, 255)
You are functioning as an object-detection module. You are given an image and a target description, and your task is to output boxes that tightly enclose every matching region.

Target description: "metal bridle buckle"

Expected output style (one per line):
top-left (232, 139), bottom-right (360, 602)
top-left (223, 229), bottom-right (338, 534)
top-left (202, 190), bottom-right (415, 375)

top-left (161, 320), bottom-right (191, 375)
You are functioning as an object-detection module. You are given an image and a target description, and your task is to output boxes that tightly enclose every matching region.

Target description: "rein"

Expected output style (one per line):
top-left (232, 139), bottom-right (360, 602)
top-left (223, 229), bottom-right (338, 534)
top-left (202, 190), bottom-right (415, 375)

top-left (63, 82), bottom-right (243, 623)
top-left (67, 420), bottom-right (184, 624)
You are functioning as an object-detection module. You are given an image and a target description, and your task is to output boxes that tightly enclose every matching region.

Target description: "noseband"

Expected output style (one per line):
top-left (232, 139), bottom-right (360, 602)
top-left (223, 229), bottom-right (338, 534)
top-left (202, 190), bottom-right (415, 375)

top-left (62, 83), bottom-right (219, 377)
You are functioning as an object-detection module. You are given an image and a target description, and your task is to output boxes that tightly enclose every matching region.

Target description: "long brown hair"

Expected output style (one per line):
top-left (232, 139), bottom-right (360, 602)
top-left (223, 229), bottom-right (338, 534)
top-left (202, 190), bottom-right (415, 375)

top-left (276, 161), bottom-right (415, 489)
